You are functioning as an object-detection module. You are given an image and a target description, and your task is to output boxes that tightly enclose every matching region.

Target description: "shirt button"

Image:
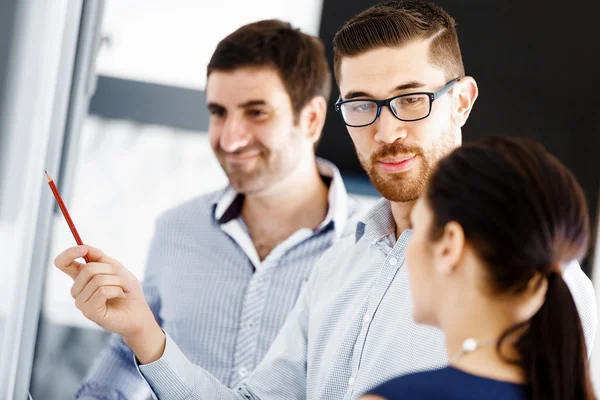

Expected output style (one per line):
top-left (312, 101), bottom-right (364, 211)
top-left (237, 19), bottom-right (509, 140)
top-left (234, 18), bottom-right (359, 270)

top-left (363, 313), bottom-right (372, 324)
top-left (247, 321), bottom-right (255, 329)
top-left (348, 376), bottom-right (355, 386)
top-left (238, 367), bottom-right (248, 378)
top-left (388, 256), bottom-right (398, 266)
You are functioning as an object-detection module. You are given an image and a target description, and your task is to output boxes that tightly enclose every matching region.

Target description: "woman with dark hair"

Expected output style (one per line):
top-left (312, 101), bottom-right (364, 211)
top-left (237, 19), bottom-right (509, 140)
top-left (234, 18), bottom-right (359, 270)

top-left (362, 136), bottom-right (596, 400)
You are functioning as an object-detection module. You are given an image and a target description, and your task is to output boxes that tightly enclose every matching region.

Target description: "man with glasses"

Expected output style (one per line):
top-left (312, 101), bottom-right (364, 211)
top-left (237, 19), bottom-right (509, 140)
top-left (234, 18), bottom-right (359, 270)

top-left (54, 1), bottom-right (597, 399)
top-left (335, 78), bottom-right (459, 126)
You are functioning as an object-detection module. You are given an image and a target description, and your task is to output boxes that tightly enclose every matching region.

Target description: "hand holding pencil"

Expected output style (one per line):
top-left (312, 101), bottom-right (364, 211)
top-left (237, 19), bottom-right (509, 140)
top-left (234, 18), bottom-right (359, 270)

top-left (53, 244), bottom-right (166, 364)
top-left (47, 170), bottom-right (167, 364)
top-left (45, 170), bottom-right (91, 263)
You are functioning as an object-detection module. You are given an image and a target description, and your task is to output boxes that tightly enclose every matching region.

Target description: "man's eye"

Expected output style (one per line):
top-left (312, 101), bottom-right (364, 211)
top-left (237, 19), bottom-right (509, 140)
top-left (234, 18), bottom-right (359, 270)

top-left (353, 103), bottom-right (375, 112)
top-left (209, 109), bottom-right (225, 117)
top-left (402, 96), bottom-right (422, 104)
top-left (248, 109), bottom-right (268, 118)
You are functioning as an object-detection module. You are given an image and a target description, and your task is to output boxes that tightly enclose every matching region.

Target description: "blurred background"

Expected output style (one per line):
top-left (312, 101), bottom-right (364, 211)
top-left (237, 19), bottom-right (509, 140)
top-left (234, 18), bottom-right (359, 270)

top-left (0, 0), bottom-right (598, 399)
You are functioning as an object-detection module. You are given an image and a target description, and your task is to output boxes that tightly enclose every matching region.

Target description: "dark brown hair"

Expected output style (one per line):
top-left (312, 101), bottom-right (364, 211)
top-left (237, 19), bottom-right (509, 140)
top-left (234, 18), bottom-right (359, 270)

top-left (333, 0), bottom-right (465, 84)
top-left (207, 19), bottom-right (331, 119)
top-left (426, 136), bottom-right (595, 400)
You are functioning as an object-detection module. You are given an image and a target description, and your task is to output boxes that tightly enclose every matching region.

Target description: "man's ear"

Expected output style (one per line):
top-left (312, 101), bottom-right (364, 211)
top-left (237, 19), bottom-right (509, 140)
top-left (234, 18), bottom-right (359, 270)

top-left (452, 76), bottom-right (478, 128)
top-left (300, 96), bottom-right (327, 145)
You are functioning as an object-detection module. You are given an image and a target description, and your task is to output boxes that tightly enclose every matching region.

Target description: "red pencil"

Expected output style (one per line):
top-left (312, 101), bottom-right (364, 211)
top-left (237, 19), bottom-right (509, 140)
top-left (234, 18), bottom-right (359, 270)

top-left (45, 170), bottom-right (91, 263)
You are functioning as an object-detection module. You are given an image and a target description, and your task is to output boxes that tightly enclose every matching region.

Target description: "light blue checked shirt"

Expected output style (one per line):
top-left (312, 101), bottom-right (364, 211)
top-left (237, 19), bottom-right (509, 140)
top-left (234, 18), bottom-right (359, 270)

top-left (75, 159), bottom-right (362, 400)
top-left (136, 198), bottom-right (597, 400)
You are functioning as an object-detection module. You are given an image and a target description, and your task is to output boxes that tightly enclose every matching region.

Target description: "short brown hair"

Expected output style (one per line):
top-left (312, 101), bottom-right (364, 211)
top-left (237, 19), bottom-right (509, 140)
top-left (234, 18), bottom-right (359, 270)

top-left (207, 19), bottom-right (332, 118)
top-left (333, 0), bottom-right (465, 84)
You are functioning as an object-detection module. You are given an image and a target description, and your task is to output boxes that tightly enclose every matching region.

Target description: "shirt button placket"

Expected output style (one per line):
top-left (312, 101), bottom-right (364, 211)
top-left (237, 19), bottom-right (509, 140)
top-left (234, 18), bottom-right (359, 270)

top-left (231, 270), bottom-right (269, 386)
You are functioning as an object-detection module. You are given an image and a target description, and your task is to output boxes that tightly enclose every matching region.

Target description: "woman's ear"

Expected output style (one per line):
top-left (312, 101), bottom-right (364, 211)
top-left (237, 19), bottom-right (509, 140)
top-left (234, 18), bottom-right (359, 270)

top-left (433, 221), bottom-right (465, 275)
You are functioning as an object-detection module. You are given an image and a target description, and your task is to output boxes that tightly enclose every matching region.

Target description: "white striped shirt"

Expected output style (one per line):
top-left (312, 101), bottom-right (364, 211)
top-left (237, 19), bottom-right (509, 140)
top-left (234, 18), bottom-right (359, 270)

top-left (137, 198), bottom-right (597, 400)
top-left (75, 159), bottom-right (363, 399)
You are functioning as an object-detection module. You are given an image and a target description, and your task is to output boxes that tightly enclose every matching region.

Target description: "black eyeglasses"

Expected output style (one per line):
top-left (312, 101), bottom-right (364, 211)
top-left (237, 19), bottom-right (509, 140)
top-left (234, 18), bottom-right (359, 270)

top-left (335, 78), bottom-right (460, 127)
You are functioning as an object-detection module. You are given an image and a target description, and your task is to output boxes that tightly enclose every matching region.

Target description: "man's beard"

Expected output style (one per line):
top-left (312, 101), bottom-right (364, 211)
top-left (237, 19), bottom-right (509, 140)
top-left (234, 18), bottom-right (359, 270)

top-left (359, 133), bottom-right (456, 203)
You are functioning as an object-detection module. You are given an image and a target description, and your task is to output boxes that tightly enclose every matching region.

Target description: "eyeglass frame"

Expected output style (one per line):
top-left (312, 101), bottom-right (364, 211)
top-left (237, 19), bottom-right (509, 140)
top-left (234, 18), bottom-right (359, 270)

top-left (334, 78), bottom-right (460, 127)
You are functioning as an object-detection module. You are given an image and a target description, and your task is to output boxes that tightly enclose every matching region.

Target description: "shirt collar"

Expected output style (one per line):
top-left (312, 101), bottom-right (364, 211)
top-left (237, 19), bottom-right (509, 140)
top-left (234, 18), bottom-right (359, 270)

top-left (213, 158), bottom-right (350, 240)
top-left (355, 198), bottom-right (396, 244)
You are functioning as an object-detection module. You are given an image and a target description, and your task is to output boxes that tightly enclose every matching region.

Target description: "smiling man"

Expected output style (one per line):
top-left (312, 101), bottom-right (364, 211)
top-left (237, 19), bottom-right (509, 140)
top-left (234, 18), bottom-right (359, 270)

top-left (57, 2), bottom-right (597, 400)
top-left (72, 19), bottom-right (361, 400)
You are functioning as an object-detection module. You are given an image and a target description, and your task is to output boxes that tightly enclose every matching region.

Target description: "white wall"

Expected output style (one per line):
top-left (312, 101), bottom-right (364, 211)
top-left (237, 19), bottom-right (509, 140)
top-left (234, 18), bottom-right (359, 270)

top-left (44, 117), bottom-right (228, 329)
top-left (96, 0), bottom-right (325, 89)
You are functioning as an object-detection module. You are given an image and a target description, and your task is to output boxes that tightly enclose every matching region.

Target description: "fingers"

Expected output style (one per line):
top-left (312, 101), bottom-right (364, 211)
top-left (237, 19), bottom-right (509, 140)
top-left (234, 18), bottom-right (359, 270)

top-left (72, 270), bottom-right (131, 305)
top-left (70, 262), bottom-right (129, 299)
top-left (54, 246), bottom-right (88, 279)
top-left (84, 244), bottom-right (121, 265)
top-left (75, 274), bottom-right (127, 310)
top-left (78, 285), bottom-right (126, 321)
top-left (54, 245), bottom-right (121, 281)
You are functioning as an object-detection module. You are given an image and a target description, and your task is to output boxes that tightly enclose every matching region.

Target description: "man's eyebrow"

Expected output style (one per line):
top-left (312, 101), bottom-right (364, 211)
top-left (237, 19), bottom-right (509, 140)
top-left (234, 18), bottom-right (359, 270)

top-left (343, 90), bottom-right (374, 100)
top-left (207, 100), bottom-right (270, 111)
top-left (207, 102), bottom-right (224, 109)
top-left (238, 100), bottom-right (268, 108)
top-left (342, 81), bottom-right (427, 100)
top-left (391, 81), bottom-right (427, 92)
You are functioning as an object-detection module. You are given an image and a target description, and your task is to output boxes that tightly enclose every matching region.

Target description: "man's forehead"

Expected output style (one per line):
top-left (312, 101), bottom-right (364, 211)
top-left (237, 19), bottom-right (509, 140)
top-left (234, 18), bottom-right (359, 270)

top-left (206, 68), bottom-right (286, 105)
top-left (207, 67), bottom-right (281, 88)
top-left (338, 42), bottom-right (445, 97)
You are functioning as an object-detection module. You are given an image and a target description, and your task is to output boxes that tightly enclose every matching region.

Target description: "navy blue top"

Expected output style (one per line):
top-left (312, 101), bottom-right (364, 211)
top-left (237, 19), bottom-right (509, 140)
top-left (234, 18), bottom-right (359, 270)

top-left (365, 367), bottom-right (528, 400)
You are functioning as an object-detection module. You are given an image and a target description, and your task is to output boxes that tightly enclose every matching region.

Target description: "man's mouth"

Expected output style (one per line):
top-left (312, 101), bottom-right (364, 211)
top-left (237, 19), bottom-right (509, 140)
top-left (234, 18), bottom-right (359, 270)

top-left (378, 155), bottom-right (417, 172)
top-left (224, 152), bottom-right (261, 163)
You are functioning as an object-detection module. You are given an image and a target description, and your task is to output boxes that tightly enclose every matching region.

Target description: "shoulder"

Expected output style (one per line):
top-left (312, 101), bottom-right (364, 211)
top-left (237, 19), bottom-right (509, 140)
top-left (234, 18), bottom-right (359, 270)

top-left (363, 374), bottom-right (442, 399)
top-left (346, 194), bottom-right (375, 219)
top-left (310, 198), bottom-right (382, 282)
top-left (343, 194), bottom-right (375, 234)
top-left (154, 189), bottom-right (225, 230)
top-left (367, 369), bottom-right (451, 396)
top-left (142, 189), bottom-right (229, 276)
top-left (313, 232), bottom-right (358, 269)
top-left (364, 368), bottom-right (528, 400)
top-left (363, 369), bottom-right (465, 400)
top-left (562, 259), bottom-right (597, 354)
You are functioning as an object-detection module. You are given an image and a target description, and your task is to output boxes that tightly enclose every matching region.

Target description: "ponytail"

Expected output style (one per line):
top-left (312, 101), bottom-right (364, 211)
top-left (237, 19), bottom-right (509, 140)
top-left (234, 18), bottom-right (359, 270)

top-left (499, 273), bottom-right (596, 400)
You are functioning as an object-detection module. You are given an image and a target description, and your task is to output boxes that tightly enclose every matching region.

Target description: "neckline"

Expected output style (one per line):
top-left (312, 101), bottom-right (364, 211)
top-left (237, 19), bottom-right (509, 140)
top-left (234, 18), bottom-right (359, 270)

top-left (446, 366), bottom-right (526, 387)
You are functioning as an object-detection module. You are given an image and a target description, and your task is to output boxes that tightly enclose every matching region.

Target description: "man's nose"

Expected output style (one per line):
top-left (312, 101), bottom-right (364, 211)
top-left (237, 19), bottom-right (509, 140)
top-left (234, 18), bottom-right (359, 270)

top-left (373, 107), bottom-right (408, 144)
top-left (219, 117), bottom-right (250, 153)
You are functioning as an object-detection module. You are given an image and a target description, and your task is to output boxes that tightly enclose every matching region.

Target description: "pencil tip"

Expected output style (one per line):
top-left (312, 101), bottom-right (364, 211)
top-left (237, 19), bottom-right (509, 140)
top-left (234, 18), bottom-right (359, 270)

top-left (44, 170), bottom-right (47, 174)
